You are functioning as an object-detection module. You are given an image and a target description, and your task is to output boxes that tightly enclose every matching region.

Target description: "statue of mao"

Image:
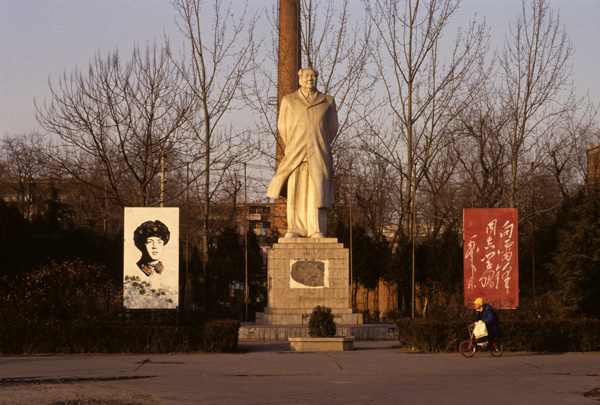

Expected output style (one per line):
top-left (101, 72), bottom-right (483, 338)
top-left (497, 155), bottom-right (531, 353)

top-left (267, 67), bottom-right (338, 238)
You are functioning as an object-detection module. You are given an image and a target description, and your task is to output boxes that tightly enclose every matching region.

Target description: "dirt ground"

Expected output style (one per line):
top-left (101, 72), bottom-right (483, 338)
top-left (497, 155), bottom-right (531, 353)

top-left (0, 383), bottom-right (160, 405)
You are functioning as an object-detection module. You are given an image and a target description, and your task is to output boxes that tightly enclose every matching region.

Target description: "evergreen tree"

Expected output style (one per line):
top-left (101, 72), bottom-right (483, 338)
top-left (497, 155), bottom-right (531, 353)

top-left (388, 235), bottom-right (413, 317)
top-left (0, 200), bottom-right (28, 279)
top-left (246, 230), bottom-right (266, 308)
top-left (207, 226), bottom-right (244, 310)
top-left (333, 222), bottom-right (391, 308)
top-left (547, 191), bottom-right (600, 317)
top-left (418, 227), bottom-right (463, 303)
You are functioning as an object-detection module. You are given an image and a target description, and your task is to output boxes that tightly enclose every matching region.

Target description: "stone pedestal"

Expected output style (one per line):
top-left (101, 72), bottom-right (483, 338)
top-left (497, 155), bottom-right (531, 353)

top-left (255, 237), bottom-right (362, 325)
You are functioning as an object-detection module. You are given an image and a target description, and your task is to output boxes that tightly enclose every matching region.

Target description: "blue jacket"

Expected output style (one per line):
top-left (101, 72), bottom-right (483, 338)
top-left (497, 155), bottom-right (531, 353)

top-left (476, 304), bottom-right (502, 338)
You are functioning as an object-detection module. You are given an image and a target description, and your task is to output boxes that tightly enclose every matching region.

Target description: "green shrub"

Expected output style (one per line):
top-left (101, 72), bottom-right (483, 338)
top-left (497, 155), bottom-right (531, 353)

top-left (197, 319), bottom-right (240, 352)
top-left (396, 318), bottom-right (465, 352)
top-left (500, 319), bottom-right (600, 352)
top-left (0, 319), bottom-right (241, 354)
top-left (0, 259), bottom-right (120, 326)
top-left (396, 318), bottom-right (600, 352)
top-left (308, 306), bottom-right (336, 337)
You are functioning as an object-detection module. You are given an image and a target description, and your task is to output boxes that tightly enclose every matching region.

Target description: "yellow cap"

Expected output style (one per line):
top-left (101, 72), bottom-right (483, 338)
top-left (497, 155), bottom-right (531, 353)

top-left (473, 298), bottom-right (483, 306)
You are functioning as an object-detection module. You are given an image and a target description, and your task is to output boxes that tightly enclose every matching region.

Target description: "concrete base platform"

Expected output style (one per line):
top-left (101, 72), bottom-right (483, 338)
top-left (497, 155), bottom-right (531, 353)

top-left (239, 322), bottom-right (397, 342)
top-left (289, 336), bottom-right (354, 352)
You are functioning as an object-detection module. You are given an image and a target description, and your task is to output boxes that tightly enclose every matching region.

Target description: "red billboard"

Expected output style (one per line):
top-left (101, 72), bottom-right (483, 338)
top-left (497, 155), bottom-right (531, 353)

top-left (463, 209), bottom-right (519, 309)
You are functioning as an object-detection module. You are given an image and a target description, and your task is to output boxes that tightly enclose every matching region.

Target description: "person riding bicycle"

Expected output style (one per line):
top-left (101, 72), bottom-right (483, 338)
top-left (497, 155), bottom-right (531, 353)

top-left (473, 298), bottom-right (501, 348)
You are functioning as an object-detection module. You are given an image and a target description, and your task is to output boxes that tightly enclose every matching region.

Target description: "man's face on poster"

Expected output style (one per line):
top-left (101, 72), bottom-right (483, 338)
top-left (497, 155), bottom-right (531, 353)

top-left (145, 236), bottom-right (165, 262)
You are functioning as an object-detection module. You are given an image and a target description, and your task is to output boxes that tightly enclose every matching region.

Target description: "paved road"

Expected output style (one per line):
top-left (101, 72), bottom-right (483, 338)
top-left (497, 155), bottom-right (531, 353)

top-left (1, 342), bottom-right (599, 404)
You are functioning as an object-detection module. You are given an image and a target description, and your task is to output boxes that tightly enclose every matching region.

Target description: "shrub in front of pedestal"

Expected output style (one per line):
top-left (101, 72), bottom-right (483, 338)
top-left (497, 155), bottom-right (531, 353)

top-left (308, 306), bottom-right (337, 337)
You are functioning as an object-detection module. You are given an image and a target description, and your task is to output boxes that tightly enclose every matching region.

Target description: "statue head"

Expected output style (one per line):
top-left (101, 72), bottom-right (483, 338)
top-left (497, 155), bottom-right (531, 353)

top-left (298, 67), bottom-right (318, 91)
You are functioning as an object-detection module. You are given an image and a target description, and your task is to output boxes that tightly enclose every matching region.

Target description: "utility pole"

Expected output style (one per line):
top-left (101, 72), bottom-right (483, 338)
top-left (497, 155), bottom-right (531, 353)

top-left (471, 161), bottom-right (475, 208)
top-left (160, 150), bottom-right (166, 207)
top-left (531, 161), bottom-right (535, 301)
top-left (185, 162), bottom-right (190, 312)
top-left (244, 163), bottom-right (249, 321)
top-left (411, 178), bottom-right (417, 319)
top-left (349, 161), bottom-right (354, 309)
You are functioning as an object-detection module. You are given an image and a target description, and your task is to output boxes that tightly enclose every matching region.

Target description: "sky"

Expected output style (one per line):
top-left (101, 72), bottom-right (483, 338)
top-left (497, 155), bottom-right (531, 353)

top-left (1, 0), bottom-right (599, 136)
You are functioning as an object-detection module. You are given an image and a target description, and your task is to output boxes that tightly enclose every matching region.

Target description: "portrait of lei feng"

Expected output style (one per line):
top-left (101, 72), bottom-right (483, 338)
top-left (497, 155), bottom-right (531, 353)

top-left (134, 220), bottom-right (170, 276)
top-left (123, 207), bottom-right (179, 309)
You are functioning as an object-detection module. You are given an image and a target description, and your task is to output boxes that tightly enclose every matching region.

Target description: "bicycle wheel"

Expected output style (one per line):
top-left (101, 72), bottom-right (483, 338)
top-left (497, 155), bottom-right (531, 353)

top-left (489, 342), bottom-right (504, 357)
top-left (459, 340), bottom-right (476, 358)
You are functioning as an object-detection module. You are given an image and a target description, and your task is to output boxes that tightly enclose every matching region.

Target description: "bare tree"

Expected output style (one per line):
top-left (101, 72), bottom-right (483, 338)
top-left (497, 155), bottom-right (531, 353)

top-left (170, 0), bottom-right (257, 277)
top-left (541, 101), bottom-right (599, 199)
top-left (362, 0), bottom-right (487, 317)
top-left (420, 144), bottom-right (462, 239)
top-left (0, 132), bottom-right (46, 219)
top-left (36, 43), bottom-right (195, 208)
top-left (363, 0), bottom-right (487, 238)
top-left (348, 154), bottom-right (397, 243)
top-left (452, 78), bottom-right (511, 209)
top-left (497, 0), bottom-right (576, 208)
top-left (300, 0), bottom-right (376, 152)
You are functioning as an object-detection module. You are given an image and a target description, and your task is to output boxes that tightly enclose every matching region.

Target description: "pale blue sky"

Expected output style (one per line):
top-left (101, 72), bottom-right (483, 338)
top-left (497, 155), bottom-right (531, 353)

top-left (1, 0), bottom-right (598, 135)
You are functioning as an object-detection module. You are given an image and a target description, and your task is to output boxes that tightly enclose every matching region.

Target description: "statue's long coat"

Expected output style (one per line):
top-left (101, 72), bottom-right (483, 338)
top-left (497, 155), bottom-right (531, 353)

top-left (267, 89), bottom-right (338, 207)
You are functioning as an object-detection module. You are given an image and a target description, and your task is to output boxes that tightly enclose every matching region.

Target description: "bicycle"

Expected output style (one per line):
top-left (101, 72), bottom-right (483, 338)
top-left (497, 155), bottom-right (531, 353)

top-left (459, 323), bottom-right (503, 358)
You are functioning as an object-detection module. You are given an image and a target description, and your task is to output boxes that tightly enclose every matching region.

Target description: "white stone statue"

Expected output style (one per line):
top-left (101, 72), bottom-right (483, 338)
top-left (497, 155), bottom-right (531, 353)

top-left (267, 67), bottom-right (338, 238)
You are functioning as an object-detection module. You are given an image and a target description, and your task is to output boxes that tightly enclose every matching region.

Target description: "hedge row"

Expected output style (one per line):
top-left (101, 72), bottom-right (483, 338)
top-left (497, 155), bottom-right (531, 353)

top-left (397, 318), bottom-right (600, 352)
top-left (0, 319), bottom-right (240, 354)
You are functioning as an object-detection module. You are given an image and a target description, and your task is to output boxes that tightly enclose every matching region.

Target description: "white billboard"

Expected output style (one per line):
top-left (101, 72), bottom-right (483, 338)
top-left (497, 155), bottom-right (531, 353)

top-left (123, 207), bottom-right (179, 309)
